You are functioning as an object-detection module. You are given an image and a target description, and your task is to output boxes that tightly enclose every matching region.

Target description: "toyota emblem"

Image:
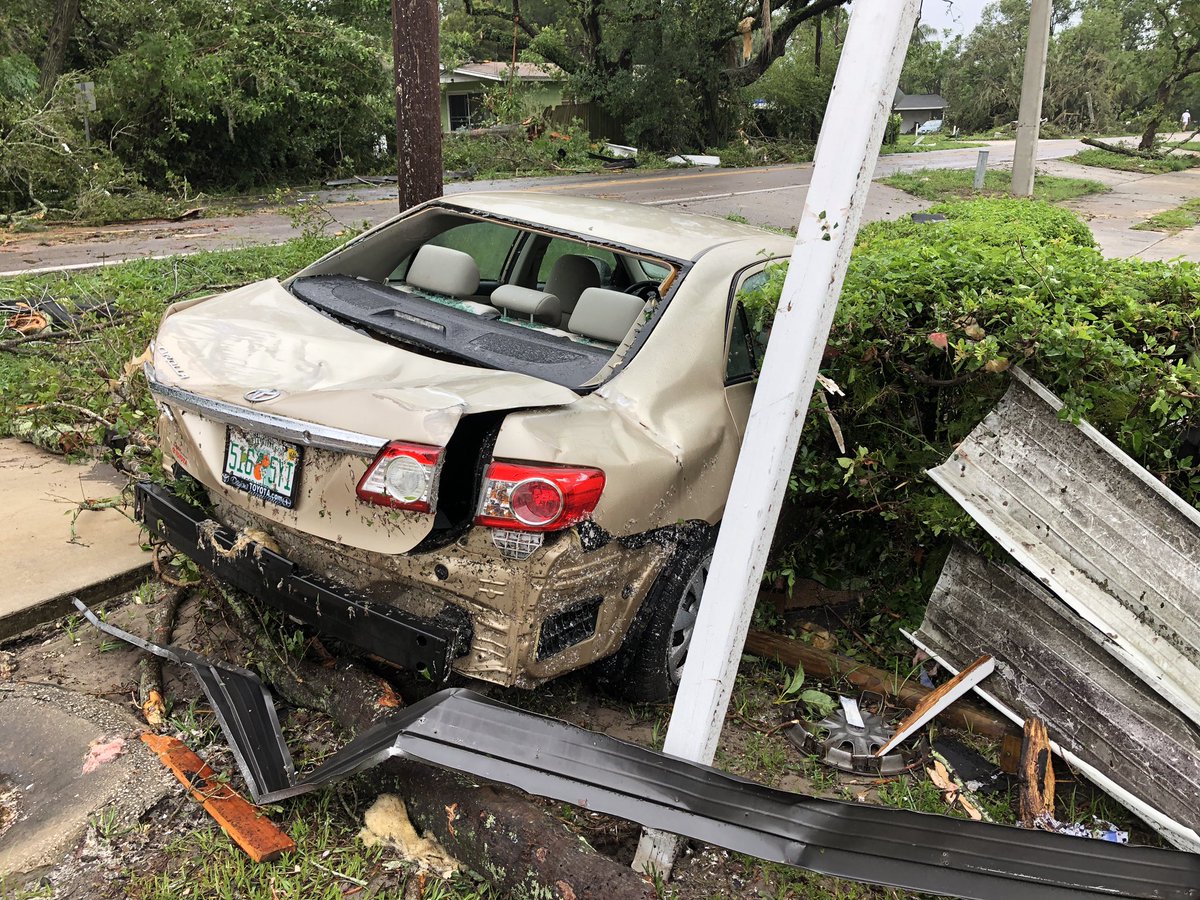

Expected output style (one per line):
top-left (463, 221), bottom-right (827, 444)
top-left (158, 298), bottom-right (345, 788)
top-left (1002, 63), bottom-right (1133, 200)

top-left (244, 388), bottom-right (281, 403)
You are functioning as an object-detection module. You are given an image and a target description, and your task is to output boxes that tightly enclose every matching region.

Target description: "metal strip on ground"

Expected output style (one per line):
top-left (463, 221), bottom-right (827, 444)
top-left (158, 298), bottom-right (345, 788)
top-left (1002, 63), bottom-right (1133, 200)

top-left (910, 546), bottom-right (1200, 853)
top-left (927, 369), bottom-right (1200, 726)
top-left (78, 604), bottom-right (1200, 899)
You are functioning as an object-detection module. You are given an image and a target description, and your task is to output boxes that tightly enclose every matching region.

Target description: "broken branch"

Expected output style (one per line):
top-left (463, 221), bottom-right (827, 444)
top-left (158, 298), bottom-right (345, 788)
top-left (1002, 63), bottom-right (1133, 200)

top-left (744, 630), bottom-right (1016, 740)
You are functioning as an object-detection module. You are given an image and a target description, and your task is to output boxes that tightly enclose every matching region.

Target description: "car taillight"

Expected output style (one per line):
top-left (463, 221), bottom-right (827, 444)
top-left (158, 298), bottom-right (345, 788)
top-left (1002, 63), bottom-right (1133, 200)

top-left (356, 441), bottom-right (443, 513)
top-left (475, 461), bottom-right (604, 532)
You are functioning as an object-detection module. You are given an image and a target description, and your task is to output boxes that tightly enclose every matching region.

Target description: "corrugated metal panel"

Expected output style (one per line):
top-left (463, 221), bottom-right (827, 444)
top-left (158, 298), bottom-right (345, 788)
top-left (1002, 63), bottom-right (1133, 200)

top-left (912, 546), bottom-right (1200, 851)
top-left (928, 370), bottom-right (1200, 726)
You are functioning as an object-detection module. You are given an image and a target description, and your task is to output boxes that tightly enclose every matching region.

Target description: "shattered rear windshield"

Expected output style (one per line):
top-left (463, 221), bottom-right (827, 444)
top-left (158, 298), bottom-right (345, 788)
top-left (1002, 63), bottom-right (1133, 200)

top-left (289, 216), bottom-right (675, 390)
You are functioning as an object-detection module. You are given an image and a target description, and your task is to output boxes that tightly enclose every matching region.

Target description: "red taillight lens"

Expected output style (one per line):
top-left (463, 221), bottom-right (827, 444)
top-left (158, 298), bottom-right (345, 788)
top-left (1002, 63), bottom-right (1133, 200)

top-left (356, 441), bottom-right (443, 513)
top-left (475, 461), bottom-right (605, 532)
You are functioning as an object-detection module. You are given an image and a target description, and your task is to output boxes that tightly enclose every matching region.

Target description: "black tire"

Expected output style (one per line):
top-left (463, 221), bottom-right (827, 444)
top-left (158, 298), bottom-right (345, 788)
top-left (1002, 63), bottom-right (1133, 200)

top-left (613, 530), bottom-right (715, 703)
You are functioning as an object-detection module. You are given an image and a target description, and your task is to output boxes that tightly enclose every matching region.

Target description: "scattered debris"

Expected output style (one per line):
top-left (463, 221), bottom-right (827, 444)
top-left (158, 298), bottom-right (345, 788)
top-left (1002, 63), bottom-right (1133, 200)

top-left (875, 655), bottom-right (994, 757)
top-left (666, 154), bottom-right (720, 166)
top-left (926, 756), bottom-right (985, 821)
top-left (358, 794), bottom-right (459, 879)
top-left (74, 602), bottom-right (1200, 898)
top-left (0, 651), bottom-right (15, 681)
top-left (908, 546), bottom-right (1200, 853)
top-left (81, 736), bottom-right (125, 774)
top-left (603, 143), bottom-right (638, 159)
top-left (141, 733), bottom-right (295, 863)
top-left (745, 630), bottom-right (1016, 740)
top-left (1033, 814), bottom-right (1129, 844)
top-left (2, 303), bottom-right (49, 335)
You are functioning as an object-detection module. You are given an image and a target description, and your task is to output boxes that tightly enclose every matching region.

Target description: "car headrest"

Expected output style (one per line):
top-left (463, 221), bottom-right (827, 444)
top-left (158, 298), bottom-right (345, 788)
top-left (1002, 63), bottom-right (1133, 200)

top-left (544, 254), bottom-right (602, 314)
top-left (406, 244), bottom-right (480, 299)
top-left (491, 284), bottom-right (562, 326)
top-left (567, 287), bottom-right (645, 344)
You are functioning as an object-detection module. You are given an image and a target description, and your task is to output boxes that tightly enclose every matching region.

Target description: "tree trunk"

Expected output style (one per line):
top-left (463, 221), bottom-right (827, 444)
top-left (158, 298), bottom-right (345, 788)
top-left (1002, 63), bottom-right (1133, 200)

top-left (1139, 113), bottom-right (1164, 151)
top-left (38, 0), bottom-right (82, 96)
top-left (392, 0), bottom-right (442, 209)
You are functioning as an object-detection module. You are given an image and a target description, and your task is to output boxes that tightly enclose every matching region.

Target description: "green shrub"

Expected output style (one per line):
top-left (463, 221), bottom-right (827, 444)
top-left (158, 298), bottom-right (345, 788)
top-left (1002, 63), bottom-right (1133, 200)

top-left (743, 198), bottom-right (1200, 646)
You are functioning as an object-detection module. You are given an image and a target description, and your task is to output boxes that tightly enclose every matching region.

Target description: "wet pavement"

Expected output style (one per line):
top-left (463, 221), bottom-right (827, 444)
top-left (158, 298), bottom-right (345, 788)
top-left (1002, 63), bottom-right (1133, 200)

top-left (0, 139), bottom-right (1101, 275)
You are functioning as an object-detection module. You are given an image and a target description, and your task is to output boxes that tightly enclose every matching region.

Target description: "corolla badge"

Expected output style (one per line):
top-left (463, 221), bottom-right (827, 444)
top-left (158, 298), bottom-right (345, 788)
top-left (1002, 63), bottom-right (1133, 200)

top-left (244, 388), bottom-right (282, 403)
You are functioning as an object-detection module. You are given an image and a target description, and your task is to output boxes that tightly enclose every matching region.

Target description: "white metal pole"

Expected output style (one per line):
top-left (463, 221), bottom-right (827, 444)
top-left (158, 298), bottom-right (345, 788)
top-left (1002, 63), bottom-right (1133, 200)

top-left (1011, 0), bottom-right (1052, 197)
top-left (973, 149), bottom-right (989, 190)
top-left (632, 0), bottom-right (921, 878)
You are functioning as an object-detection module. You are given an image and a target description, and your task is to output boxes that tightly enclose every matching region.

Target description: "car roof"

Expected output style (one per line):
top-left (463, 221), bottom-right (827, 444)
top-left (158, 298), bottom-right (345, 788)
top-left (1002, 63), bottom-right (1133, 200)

top-left (435, 191), bottom-right (793, 260)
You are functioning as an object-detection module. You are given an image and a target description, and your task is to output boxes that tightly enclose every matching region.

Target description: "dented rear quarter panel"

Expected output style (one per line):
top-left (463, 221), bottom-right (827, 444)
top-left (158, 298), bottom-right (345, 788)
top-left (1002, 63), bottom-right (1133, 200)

top-left (492, 238), bottom-right (792, 534)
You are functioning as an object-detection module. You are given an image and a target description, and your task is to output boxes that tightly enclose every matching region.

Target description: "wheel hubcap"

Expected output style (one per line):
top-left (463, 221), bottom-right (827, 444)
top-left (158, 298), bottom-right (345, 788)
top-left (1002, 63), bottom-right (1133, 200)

top-left (667, 553), bottom-right (711, 685)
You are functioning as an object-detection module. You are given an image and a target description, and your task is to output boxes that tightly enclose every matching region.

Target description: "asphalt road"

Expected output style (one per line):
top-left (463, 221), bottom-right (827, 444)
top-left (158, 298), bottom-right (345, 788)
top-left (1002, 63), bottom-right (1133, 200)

top-left (0, 139), bottom-right (1090, 275)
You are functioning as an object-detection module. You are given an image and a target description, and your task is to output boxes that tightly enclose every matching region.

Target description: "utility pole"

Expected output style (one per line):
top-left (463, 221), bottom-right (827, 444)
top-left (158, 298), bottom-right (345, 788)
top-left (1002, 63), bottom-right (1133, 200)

top-left (1011, 0), bottom-right (1052, 198)
top-left (631, 0), bottom-right (921, 879)
top-left (391, 0), bottom-right (443, 209)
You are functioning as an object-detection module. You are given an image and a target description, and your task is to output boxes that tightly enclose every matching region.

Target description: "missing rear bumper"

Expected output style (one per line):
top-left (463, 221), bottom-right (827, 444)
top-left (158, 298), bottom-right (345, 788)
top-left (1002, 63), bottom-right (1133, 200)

top-left (135, 480), bottom-right (470, 680)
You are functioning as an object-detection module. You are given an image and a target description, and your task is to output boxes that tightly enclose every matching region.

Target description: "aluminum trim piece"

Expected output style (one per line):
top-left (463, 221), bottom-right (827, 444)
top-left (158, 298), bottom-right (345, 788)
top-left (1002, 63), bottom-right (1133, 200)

top-left (145, 369), bottom-right (386, 456)
top-left (928, 371), bottom-right (1200, 726)
top-left (79, 605), bottom-right (1200, 900)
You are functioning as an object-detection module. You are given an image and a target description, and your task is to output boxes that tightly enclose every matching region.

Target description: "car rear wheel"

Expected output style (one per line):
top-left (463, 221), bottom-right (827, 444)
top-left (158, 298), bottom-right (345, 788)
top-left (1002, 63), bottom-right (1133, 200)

top-left (615, 531), bottom-right (715, 703)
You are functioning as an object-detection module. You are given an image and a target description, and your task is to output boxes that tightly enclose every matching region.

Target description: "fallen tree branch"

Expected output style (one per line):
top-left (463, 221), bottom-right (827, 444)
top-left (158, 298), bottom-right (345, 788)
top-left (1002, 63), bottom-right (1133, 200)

top-left (138, 584), bottom-right (190, 730)
top-left (1081, 137), bottom-right (1163, 160)
top-left (0, 311), bottom-right (135, 351)
top-left (744, 630), bottom-right (1017, 740)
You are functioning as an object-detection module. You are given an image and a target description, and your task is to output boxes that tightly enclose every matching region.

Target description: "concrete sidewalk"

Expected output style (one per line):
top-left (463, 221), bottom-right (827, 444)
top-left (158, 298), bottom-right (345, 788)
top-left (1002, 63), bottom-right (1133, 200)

top-left (1041, 158), bottom-right (1200, 260)
top-left (0, 439), bottom-right (149, 640)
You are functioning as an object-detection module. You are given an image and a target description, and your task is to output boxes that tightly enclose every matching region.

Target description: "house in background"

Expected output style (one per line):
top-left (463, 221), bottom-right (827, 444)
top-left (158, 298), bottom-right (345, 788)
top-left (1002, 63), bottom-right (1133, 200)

top-left (893, 90), bottom-right (947, 134)
top-left (440, 62), bottom-right (565, 132)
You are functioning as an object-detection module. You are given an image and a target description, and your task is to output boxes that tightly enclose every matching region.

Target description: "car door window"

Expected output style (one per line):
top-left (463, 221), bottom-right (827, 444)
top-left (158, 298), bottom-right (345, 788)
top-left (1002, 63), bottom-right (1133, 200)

top-left (427, 221), bottom-right (519, 282)
top-left (726, 268), bottom-right (771, 383)
top-left (537, 238), bottom-right (617, 286)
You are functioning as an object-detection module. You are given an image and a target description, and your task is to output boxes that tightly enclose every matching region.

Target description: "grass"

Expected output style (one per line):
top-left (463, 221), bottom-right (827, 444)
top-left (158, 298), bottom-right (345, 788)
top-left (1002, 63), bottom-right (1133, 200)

top-left (1133, 197), bottom-right (1200, 233)
top-left (129, 789), bottom-right (494, 900)
top-left (881, 167), bottom-right (1109, 203)
top-left (879, 134), bottom-right (986, 155)
top-left (1065, 148), bottom-right (1200, 174)
top-left (0, 234), bottom-right (343, 464)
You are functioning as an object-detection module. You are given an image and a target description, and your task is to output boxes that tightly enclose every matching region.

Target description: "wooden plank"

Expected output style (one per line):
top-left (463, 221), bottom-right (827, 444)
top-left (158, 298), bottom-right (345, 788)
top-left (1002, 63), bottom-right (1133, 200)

top-left (743, 631), bottom-right (1015, 740)
top-left (874, 654), bottom-right (995, 756)
top-left (141, 733), bottom-right (295, 862)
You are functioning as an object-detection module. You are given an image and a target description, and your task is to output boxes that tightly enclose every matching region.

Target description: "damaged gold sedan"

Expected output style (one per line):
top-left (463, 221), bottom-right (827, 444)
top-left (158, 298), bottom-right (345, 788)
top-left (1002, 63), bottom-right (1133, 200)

top-left (139, 192), bottom-right (793, 699)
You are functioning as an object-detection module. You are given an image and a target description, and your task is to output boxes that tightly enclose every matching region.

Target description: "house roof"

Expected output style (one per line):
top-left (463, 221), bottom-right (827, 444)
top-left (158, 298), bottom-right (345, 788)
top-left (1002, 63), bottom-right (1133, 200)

top-left (441, 61), bottom-right (563, 84)
top-left (893, 91), bottom-right (947, 111)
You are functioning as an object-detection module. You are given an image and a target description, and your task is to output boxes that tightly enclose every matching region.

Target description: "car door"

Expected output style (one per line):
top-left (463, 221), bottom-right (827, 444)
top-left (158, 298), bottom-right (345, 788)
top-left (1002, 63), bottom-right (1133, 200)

top-left (724, 265), bottom-right (772, 438)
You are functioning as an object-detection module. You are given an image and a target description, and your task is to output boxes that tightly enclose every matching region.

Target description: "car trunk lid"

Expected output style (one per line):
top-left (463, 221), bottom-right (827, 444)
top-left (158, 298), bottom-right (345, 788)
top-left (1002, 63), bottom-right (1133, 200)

top-left (151, 279), bottom-right (579, 553)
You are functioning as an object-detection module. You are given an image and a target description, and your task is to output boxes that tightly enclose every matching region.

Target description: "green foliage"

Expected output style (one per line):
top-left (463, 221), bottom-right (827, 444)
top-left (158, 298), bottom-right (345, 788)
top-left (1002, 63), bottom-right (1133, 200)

top-left (0, 235), bottom-right (342, 476)
top-left (881, 167), bottom-right (1109, 203)
top-left (442, 122), bottom-right (671, 177)
top-left (741, 198), bottom-right (1200, 647)
top-left (1068, 148), bottom-right (1200, 174)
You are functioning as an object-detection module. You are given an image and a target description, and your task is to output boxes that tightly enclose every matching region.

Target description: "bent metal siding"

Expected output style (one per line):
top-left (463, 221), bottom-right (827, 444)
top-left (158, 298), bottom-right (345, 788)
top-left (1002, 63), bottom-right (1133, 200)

top-left (914, 545), bottom-right (1200, 852)
top-left (928, 369), bottom-right (1200, 727)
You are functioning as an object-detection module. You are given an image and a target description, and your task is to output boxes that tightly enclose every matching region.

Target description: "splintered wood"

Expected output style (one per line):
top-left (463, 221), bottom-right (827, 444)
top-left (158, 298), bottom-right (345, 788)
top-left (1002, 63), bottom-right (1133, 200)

top-left (1019, 717), bottom-right (1056, 826)
top-left (141, 732), bottom-right (295, 862)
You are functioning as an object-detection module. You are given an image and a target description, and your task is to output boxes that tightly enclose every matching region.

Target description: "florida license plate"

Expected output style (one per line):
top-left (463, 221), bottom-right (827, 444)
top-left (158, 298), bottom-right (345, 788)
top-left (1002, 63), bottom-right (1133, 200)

top-left (222, 427), bottom-right (302, 508)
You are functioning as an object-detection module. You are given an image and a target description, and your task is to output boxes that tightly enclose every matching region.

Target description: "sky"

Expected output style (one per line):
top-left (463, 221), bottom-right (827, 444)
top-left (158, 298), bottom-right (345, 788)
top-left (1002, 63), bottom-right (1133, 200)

top-left (919, 0), bottom-right (990, 35)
